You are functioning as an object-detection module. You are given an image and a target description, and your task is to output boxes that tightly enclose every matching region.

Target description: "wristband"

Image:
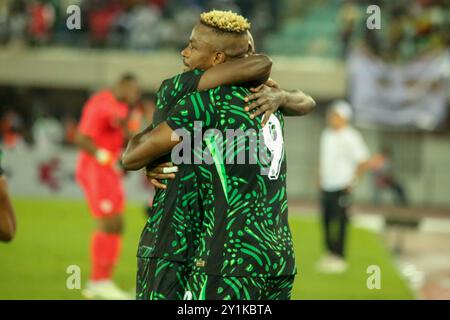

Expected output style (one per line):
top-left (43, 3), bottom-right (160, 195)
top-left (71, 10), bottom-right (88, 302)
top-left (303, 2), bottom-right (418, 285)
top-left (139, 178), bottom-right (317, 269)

top-left (162, 166), bottom-right (178, 174)
top-left (95, 149), bottom-right (113, 166)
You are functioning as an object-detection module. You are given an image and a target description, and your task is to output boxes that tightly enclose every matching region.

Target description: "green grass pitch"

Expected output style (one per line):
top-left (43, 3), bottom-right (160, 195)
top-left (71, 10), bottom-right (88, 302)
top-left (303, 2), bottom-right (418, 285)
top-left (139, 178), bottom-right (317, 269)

top-left (0, 199), bottom-right (414, 299)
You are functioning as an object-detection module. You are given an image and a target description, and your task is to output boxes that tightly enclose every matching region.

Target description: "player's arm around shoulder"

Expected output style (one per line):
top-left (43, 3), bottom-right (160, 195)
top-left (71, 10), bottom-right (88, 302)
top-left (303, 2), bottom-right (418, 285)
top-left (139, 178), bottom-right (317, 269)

top-left (198, 54), bottom-right (272, 91)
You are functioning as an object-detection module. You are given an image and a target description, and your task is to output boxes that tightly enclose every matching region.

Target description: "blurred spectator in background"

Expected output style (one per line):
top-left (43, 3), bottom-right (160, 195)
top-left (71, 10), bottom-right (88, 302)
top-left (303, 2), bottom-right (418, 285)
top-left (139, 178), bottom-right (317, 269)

top-left (0, 0), bottom-right (10, 44)
top-left (166, 1), bottom-right (202, 49)
top-left (63, 114), bottom-right (78, 145)
top-left (27, 0), bottom-right (55, 46)
top-left (29, 107), bottom-right (65, 193)
top-left (32, 112), bottom-right (64, 153)
top-left (38, 156), bottom-right (62, 192)
top-left (317, 100), bottom-right (371, 274)
top-left (339, 0), bottom-right (361, 58)
top-left (0, 110), bottom-right (25, 149)
top-left (371, 148), bottom-right (409, 207)
top-left (7, 0), bottom-right (27, 46)
top-left (126, 99), bottom-right (146, 134)
top-left (126, 1), bottom-right (163, 50)
top-left (0, 148), bottom-right (16, 242)
top-left (85, 0), bottom-right (121, 48)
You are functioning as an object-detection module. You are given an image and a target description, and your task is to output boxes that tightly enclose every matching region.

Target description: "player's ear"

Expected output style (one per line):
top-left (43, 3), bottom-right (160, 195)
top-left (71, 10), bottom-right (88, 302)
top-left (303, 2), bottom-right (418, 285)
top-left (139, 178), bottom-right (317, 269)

top-left (213, 52), bottom-right (227, 65)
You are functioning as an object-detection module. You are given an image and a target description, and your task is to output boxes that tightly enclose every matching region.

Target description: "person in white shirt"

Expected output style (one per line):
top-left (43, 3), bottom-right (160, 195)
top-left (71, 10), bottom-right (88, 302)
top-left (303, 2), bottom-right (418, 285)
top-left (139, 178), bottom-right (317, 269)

top-left (317, 100), bottom-right (370, 273)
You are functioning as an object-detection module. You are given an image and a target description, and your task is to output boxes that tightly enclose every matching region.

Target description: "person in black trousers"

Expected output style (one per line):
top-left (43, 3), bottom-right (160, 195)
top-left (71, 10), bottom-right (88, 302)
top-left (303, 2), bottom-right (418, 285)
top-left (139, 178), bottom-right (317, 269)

top-left (317, 101), bottom-right (371, 273)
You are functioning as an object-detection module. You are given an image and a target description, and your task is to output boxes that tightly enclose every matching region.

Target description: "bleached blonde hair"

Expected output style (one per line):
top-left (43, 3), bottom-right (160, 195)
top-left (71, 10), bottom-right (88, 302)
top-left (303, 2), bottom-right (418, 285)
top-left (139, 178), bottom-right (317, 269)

top-left (200, 10), bottom-right (250, 34)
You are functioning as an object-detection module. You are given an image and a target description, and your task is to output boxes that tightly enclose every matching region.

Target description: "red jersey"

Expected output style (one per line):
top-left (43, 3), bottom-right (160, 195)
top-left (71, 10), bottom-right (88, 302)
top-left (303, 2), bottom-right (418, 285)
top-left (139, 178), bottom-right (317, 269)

top-left (76, 90), bottom-right (129, 171)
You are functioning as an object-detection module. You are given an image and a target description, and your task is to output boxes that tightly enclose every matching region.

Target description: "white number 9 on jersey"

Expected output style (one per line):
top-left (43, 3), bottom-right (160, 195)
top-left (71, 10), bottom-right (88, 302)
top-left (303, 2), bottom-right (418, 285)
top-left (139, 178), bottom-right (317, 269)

top-left (262, 114), bottom-right (284, 180)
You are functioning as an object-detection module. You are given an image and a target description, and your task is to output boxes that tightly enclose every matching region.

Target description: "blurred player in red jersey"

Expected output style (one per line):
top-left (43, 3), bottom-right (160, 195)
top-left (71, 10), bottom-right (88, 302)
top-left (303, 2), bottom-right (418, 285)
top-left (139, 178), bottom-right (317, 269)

top-left (75, 74), bottom-right (141, 299)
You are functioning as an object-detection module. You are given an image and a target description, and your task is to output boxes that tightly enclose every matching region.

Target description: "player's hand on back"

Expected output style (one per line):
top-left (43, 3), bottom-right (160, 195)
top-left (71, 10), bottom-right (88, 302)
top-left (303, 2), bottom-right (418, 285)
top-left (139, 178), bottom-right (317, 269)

top-left (265, 78), bottom-right (280, 89)
top-left (145, 162), bottom-right (178, 189)
top-left (245, 82), bottom-right (286, 127)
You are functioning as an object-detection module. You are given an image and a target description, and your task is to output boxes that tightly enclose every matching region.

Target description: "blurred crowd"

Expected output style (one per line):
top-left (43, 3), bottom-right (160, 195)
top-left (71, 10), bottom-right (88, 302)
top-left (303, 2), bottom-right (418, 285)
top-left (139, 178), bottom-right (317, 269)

top-left (341, 0), bottom-right (449, 61)
top-left (0, 0), bottom-right (281, 51)
top-left (0, 93), bottom-right (155, 150)
top-left (0, 0), bottom-right (447, 59)
top-left (0, 107), bottom-right (80, 149)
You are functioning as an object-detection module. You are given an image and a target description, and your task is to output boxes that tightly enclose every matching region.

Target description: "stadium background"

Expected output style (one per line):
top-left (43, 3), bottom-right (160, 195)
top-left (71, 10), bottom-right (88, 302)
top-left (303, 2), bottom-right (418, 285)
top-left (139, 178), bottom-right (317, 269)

top-left (0, 0), bottom-right (449, 299)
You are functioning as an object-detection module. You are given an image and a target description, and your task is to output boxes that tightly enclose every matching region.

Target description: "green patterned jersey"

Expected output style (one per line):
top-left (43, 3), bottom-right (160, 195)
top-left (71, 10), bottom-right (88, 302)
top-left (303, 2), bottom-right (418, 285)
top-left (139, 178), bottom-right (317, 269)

top-left (166, 86), bottom-right (296, 277)
top-left (137, 69), bottom-right (204, 262)
top-left (152, 69), bottom-right (204, 128)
